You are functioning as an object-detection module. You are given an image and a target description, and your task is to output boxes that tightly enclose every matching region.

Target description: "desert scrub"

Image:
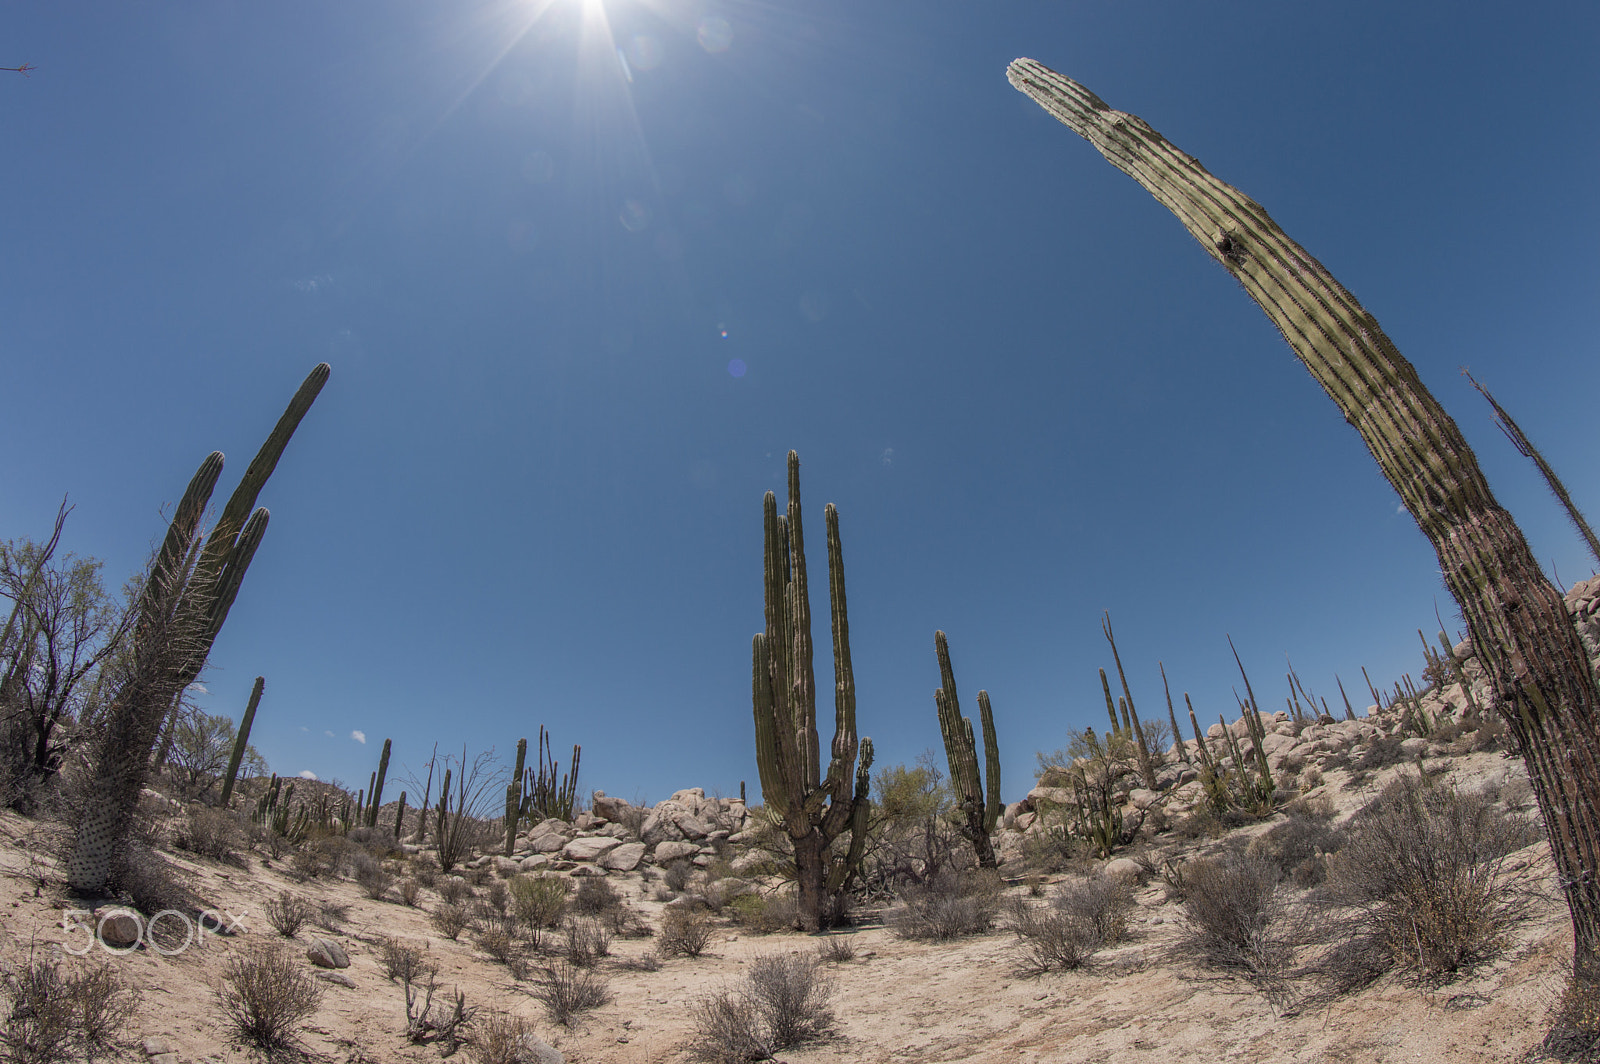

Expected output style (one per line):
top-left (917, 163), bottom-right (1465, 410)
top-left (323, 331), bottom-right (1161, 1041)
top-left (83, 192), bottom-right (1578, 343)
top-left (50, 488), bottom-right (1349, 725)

top-left (174, 806), bottom-right (245, 863)
top-left (533, 961), bottom-right (610, 1027)
top-left (1004, 872), bottom-right (1133, 972)
top-left (510, 873), bottom-right (571, 948)
top-left (560, 915), bottom-right (612, 967)
top-left (1319, 772), bottom-right (1539, 987)
top-left (1178, 853), bottom-right (1301, 1001)
top-left (572, 875), bottom-right (621, 915)
top-left (887, 868), bottom-right (1004, 941)
top-left (1, 955), bottom-right (135, 1064)
top-left (684, 953), bottom-right (835, 1063)
top-left (437, 875), bottom-right (473, 906)
top-left (1247, 795), bottom-right (1346, 887)
top-left (727, 891), bottom-right (798, 934)
top-left (658, 908), bottom-right (716, 957)
top-left (262, 890), bottom-right (314, 937)
top-left (430, 903), bottom-right (469, 941)
top-left (214, 945), bottom-right (323, 1056)
top-left (466, 1010), bottom-right (548, 1064)
top-left (398, 878), bottom-right (422, 907)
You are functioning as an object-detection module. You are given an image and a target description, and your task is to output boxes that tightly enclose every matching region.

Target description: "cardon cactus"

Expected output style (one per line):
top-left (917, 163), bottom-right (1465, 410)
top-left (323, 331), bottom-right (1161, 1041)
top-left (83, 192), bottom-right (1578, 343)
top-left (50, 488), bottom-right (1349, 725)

top-left (751, 451), bottom-right (873, 931)
top-left (1008, 59), bottom-right (1600, 998)
top-left (65, 363), bottom-right (328, 892)
top-left (932, 630), bottom-right (1001, 868)
top-left (219, 676), bottom-right (264, 808)
top-left (1102, 612), bottom-right (1157, 790)
top-left (367, 738), bottom-right (392, 828)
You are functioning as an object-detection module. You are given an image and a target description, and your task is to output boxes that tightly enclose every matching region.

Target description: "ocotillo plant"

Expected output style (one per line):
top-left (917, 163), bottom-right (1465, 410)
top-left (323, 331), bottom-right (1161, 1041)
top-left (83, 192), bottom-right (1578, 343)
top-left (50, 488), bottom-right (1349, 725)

top-left (932, 630), bottom-right (1001, 869)
top-left (751, 451), bottom-right (874, 931)
top-left (1102, 613), bottom-right (1156, 790)
top-left (1008, 60), bottom-right (1600, 1008)
top-left (65, 362), bottom-right (329, 893)
top-left (366, 738), bottom-right (391, 829)
top-left (1464, 369), bottom-right (1600, 566)
top-left (219, 676), bottom-right (264, 807)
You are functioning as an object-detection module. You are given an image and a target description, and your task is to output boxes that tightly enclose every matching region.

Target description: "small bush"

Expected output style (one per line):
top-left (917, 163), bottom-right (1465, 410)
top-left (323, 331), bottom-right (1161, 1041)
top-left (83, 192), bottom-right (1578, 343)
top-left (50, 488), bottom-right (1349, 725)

top-left (437, 876), bottom-right (473, 906)
top-left (1054, 873), bottom-right (1135, 945)
top-left (381, 937), bottom-right (436, 985)
top-left (1179, 853), bottom-right (1297, 994)
top-left (467, 1010), bottom-right (547, 1064)
top-left (615, 951), bottom-right (663, 973)
top-left (468, 864), bottom-right (495, 887)
top-left (663, 859), bottom-right (693, 893)
top-left (1005, 900), bottom-right (1103, 972)
top-left (817, 936), bottom-right (857, 964)
top-left (727, 891), bottom-right (797, 934)
top-left (887, 868), bottom-right (1003, 941)
top-left (399, 878), bottom-right (423, 907)
top-left (353, 854), bottom-right (396, 900)
top-left (1248, 798), bottom-right (1345, 888)
top-left (561, 916), bottom-right (612, 967)
top-left (474, 927), bottom-right (520, 968)
top-left (1320, 773), bottom-right (1538, 985)
top-left (572, 876), bottom-right (621, 916)
top-left (659, 908), bottom-right (716, 958)
top-left (214, 945), bottom-right (323, 1055)
top-left (533, 961), bottom-right (610, 1027)
top-left (174, 806), bottom-right (245, 863)
top-left (262, 891), bottom-right (313, 938)
top-left (602, 903), bottom-right (653, 939)
top-left (484, 878), bottom-right (510, 916)
top-left (0, 956), bottom-right (135, 1064)
top-left (315, 900), bottom-right (351, 933)
top-left (746, 954), bottom-right (835, 1048)
top-left (431, 903), bottom-right (469, 941)
top-left (683, 954), bottom-right (834, 1063)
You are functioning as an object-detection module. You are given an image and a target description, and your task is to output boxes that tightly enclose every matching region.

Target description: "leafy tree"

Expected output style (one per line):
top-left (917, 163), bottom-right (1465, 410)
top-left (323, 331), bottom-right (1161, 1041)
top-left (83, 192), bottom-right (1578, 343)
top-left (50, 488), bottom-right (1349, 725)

top-left (165, 707), bottom-right (267, 801)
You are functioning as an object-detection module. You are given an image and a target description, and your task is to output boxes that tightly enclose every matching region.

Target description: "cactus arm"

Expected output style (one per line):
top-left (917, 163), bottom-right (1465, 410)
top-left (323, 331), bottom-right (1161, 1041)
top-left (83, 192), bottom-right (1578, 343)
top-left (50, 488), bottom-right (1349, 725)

top-left (369, 738), bottom-right (391, 828)
top-left (1099, 668), bottom-right (1120, 738)
top-left (784, 455), bottom-right (819, 787)
top-left (1160, 663), bottom-right (1189, 764)
top-left (978, 690), bottom-right (1001, 833)
top-left (820, 503), bottom-right (858, 807)
top-left (394, 791), bottom-right (407, 840)
top-left (219, 675), bottom-right (265, 807)
top-left (1102, 612), bottom-right (1156, 788)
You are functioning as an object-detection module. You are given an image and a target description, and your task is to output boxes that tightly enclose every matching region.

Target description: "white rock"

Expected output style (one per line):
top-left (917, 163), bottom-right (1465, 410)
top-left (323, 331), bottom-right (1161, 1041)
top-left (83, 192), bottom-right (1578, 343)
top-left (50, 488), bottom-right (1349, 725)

top-left (599, 842), bottom-right (646, 872)
top-left (562, 836), bottom-right (623, 861)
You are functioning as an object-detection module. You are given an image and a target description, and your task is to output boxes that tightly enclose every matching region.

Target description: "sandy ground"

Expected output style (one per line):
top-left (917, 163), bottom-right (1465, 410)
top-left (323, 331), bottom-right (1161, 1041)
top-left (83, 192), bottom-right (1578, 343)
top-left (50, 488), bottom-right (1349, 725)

top-left (0, 752), bottom-right (1578, 1064)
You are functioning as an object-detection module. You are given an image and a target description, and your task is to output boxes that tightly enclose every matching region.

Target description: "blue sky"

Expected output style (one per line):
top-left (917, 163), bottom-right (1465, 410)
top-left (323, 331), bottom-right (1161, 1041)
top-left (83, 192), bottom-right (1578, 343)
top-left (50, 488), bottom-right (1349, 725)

top-left (3, 1), bottom-right (1596, 808)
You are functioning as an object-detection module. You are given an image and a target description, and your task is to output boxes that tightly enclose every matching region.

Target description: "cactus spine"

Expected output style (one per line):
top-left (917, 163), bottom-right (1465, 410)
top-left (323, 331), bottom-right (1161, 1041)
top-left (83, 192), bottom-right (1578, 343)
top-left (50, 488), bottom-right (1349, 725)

top-left (1009, 59), bottom-right (1600, 994)
top-left (751, 451), bottom-right (873, 931)
top-left (219, 676), bottom-right (264, 807)
top-left (932, 630), bottom-right (1001, 869)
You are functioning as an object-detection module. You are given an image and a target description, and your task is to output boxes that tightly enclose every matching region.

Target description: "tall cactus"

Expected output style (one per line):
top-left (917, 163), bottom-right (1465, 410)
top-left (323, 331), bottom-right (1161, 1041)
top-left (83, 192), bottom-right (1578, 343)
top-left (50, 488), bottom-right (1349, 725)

top-left (1102, 612), bottom-right (1156, 790)
top-left (1007, 60), bottom-right (1600, 1003)
top-left (932, 630), bottom-right (1001, 868)
top-left (751, 451), bottom-right (874, 931)
top-left (367, 738), bottom-right (391, 828)
top-left (65, 363), bottom-right (328, 893)
top-left (219, 675), bottom-right (264, 807)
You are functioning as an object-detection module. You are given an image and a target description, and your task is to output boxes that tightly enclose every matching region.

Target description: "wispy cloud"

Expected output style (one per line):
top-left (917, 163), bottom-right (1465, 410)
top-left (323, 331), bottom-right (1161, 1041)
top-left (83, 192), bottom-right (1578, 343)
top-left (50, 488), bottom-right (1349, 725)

top-left (298, 770), bottom-right (318, 780)
top-left (879, 447), bottom-right (895, 468)
top-left (324, 730), bottom-right (335, 738)
top-left (351, 730), bottom-right (367, 744)
top-left (300, 726), bottom-right (309, 733)
top-left (188, 682), bottom-right (209, 695)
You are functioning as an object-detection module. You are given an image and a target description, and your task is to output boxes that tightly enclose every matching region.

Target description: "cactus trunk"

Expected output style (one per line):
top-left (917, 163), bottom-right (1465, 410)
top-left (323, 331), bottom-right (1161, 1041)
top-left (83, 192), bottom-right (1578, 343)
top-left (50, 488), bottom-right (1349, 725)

top-left (1009, 59), bottom-right (1600, 998)
top-left (933, 630), bottom-right (1000, 868)
top-left (220, 676), bottom-right (264, 807)
top-left (367, 739), bottom-right (391, 829)
top-left (751, 451), bottom-right (873, 930)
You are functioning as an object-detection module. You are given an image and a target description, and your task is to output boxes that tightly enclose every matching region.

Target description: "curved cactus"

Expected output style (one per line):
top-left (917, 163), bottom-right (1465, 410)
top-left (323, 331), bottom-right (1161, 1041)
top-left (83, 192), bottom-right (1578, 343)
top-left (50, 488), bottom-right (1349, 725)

top-left (66, 364), bottom-right (329, 893)
top-left (1008, 60), bottom-right (1600, 993)
top-left (933, 630), bottom-right (1001, 868)
top-left (751, 451), bottom-right (873, 930)
top-left (219, 675), bottom-right (264, 807)
top-left (367, 738), bottom-right (391, 828)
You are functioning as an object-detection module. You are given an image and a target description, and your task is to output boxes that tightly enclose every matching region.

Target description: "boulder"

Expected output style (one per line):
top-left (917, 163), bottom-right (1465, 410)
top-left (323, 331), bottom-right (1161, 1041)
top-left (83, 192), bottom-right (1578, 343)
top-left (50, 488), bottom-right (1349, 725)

top-left (599, 842), bottom-right (646, 872)
top-left (654, 840), bottom-right (700, 864)
top-left (1399, 737), bottom-right (1430, 759)
top-left (520, 854), bottom-right (551, 871)
top-left (1104, 857), bottom-right (1142, 882)
top-left (493, 857), bottom-right (522, 876)
top-left (316, 971), bottom-right (357, 988)
top-left (592, 794), bottom-right (632, 823)
top-left (1026, 786), bottom-right (1073, 809)
top-left (674, 814), bottom-right (714, 840)
top-left (562, 836), bottom-right (623, 861)
top-left (306, 938), bottom-right (350, 969)
top-left (1127, 788), bottom-right (1160, 810)
top-left (530, 833), bottom-right (568, 854)
top-left (641, 802), bottom-right (690, 845)
top-left (518, 1033), bottom-right (564, 1064)
top-left (730, 849), bottom-right (776, 875)
top-left (97, 910), bottom-right (142, 949)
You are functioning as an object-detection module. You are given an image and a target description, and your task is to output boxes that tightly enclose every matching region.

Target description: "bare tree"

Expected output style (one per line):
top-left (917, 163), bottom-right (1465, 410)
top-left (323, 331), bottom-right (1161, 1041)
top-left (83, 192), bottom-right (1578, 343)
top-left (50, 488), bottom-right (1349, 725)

top-left (164, 705), bottom-right (267, 801)
top-left (0, 503), bottom-right (133, 810)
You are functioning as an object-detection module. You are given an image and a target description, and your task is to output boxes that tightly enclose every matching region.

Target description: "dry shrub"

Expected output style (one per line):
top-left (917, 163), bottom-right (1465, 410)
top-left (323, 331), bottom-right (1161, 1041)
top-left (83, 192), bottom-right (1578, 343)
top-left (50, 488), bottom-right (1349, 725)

top-left (484, 878), bottom-right (510, 916)
top-left (615, 951), bottom-right (663, 973)
top-left (381, 938), bottom-right (435, 985)
top-left (509, 875), bottom-right (571, 945)
top-left (727, 891), bottom-right (797, 934)
top-left (816, 936), bottom-right (857, 964)
top-left (214, 945), bottom-right (323, 1055)
top-left (659, 908), bottom-right (716, 958)
top-left (1005, 900), bottom-right (1103, 972)
top-left (314, 900), bottom-right (350, 933)
top-left (437, 876), bottom-right (473, 906)
top-left (602, 902), bottom-right (653, 939)
top-left (561, 916), bottom-right (612, 967)
top-left (262, 891), bottom-right (313, 938)
top-left (467, 1010), bottom-right (554, 1064)
top-left (1179, 853), bottom-right (1298, 996)
top-left (430, 903), bottom-right (469, 941)
top-left (533, 961), bottom-right (610, 1027)
top-left (1, 955), bottom-right (135, 1064)
top-left (1248, 796), bottom-right (1345, 887)
top-left (1055, 872), bottom-right (1134, 945)
top-left (887, 868), bottom-right (1003, 941)
top-left (399, 878), bottom-right (422, 907)
top-left (174, 806), bottom-right (245, 863)
top-left (1319, 772), bottom-right (1538, 987)
top-left (353, 853), bottom-right (396, 900)
top-left (572, 876), bottom-right (621, 915)
top-left (683, 954), bottom-right (834, 1063)
top-left (663, 859), bottom-right (693, 893)
top-left (474, 927), bottom-right (522, 974)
